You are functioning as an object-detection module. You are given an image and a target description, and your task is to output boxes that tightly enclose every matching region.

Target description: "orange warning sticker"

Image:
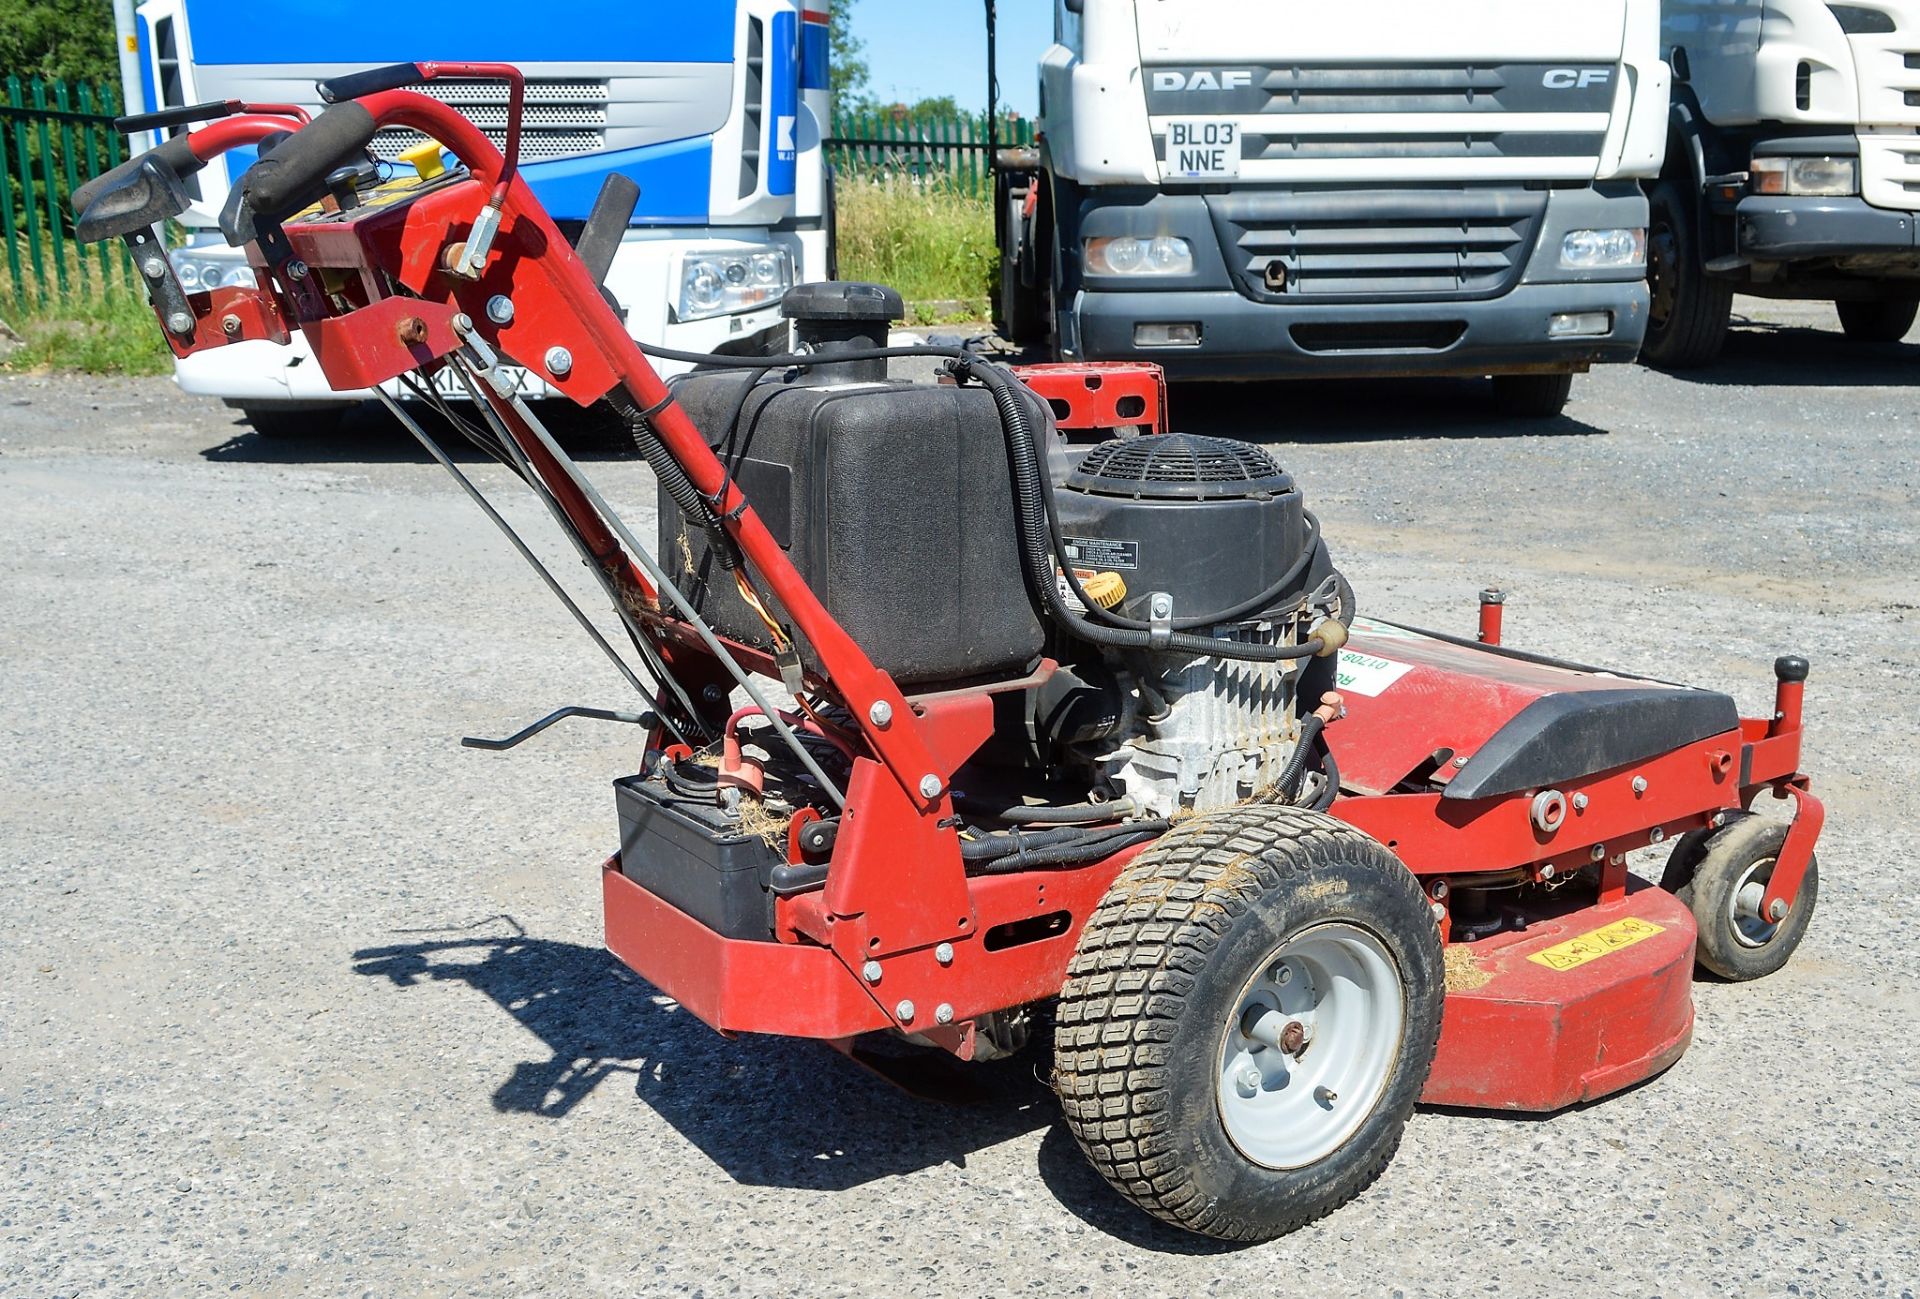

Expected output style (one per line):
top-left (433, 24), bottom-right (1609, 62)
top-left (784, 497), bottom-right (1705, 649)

top-left (1526, 917), bottom-right (1667, 971)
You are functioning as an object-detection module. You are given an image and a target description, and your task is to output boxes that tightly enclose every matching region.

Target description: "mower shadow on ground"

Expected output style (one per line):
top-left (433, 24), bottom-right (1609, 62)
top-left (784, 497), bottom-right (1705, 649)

top-left (349, 919), bottom-right (1058, 1193)
top-left (1655, 317), bottom-right (1920, 389)
top-left (1166, 377), bottom-right (1611, 444)
top-left (200, 401), bottom-right (637, 465)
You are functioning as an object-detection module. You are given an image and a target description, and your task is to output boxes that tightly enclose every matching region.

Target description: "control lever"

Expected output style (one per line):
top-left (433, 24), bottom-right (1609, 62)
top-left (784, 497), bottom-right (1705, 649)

top-left (461, 706), bottom-right (656, 751)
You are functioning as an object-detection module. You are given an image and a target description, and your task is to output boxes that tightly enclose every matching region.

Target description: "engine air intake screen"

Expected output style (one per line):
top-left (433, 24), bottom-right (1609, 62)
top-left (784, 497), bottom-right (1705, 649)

top-left (1068, 432), bottom-right (1294, 501)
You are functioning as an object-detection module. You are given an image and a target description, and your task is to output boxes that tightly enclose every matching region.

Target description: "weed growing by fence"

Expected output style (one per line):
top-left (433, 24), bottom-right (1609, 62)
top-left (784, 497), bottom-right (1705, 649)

top-left (833, 175), bottom-right (995, 320)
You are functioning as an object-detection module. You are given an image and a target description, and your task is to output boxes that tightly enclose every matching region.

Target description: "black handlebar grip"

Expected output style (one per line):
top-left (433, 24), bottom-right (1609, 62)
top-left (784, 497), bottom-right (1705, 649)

top-left (70, 132), bottom-right (206, 219)
top-left (316, 62), bottom-right (424, 104)
top-left (114, 99), bottom-right (237, 134)
top-left (240, 101), bottom-right (379, 222)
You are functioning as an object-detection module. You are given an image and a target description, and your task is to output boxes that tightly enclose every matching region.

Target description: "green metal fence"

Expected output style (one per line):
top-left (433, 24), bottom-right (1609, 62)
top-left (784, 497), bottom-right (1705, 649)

top-left (827, 111), bottom-right (1035, 200)
top-left (1, 76), bottom-right (130, 309)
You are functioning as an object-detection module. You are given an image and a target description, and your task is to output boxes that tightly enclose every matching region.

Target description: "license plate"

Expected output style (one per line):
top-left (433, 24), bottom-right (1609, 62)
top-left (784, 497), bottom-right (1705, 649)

top-left (1165, 119), bottom-right (1240, 179)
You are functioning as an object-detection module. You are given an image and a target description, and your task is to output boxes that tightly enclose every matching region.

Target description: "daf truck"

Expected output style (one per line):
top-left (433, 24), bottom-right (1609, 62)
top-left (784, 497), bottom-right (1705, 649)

top-left (994, 0), bottom-right (1671, 417)
top-left (118, 0), bottom-right (832, 434)
top-left (1649, 0), bottom-right (1920, 365)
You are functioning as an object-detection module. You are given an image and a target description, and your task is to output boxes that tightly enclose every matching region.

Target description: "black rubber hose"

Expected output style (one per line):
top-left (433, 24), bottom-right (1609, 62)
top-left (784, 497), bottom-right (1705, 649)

top-left (1309, 741), bottom-right (1341, 812)
top-left (967, 825), bottom-right (1168, 874)
top-left (957, 356), bottom-right (1332, 664)
top-left (1275, 713), bottom-right (1327, 804)
top-left (609, 392), bottom-right (742, 572)
top-left (953, 792), bottom-right (1138, 825)
top-left (959, 818), bottom-right (1172, 864)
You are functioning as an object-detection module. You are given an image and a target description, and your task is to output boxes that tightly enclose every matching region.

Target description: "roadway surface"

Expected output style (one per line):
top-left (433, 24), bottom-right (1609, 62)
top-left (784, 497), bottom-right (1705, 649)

top-left (3, 298), bottom-right (1916, 1296)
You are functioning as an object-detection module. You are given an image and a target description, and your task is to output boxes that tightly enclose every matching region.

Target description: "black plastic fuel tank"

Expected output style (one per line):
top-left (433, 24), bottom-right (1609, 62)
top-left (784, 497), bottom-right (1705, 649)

top-left (662, 371), bottom-right (1046, 689)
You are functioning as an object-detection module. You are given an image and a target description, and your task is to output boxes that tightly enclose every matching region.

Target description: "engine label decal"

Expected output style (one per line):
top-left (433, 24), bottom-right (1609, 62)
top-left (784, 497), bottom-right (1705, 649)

top-left (1334, 649), bottom-right (1413, 697)
top-left (1061, 537), bottom-right (1139, 571)
top-left (1526, 917), bottom-right (1666, 971)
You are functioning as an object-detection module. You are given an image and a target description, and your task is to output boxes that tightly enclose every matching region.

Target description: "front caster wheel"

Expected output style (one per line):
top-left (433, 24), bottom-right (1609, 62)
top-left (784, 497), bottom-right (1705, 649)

top-left (1662, 816), bottom-right (1817, 980)
top-left (1053, 805), bottom-right (1442, 1242)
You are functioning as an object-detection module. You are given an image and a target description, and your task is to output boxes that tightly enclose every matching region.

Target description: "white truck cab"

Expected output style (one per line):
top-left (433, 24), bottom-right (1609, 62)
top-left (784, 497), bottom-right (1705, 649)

top-left (1649, 0), bottom-right (1920, 362)
top-left (995, 0), bottom-right (1671, 417)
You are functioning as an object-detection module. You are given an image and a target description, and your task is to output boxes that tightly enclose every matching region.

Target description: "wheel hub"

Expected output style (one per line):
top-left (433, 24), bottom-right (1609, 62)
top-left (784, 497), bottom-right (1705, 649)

top-left (1216, 922), bottom-right (1406, 1170)
top-left (1729, 855), bottom-right (1783, 948)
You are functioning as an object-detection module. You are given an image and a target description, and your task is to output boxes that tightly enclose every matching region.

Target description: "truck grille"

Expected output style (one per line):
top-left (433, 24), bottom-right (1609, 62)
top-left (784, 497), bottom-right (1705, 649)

top-left (372, 78), bottom-right (610, 164)
top-left (1208, 188), bottom-right (1546, 301)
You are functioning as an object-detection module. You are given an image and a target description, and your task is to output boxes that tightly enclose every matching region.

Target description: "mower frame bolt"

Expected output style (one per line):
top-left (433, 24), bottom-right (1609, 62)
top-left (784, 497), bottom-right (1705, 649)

top-left (1649, 826), bottom-right (1666, 844)
top-left (934, 1003), bottom-right (954, 1026)
top-left (1430, 900), bottom-right (1447, 922)
top-left (286, 260), bottom-right (308, 280)
top-left (1541, 863), bottom-right (1557, 880)
top-left (918, 774), bottom-right (943, 800)
top-left (140, 256), bottom-right (166, 279)
top-left (868, 700), bottom-right (893, 728)
top-left (895, 999), bottom-right (915, 1023)
top-left (1571, 793), bottom-right (1589, 811)
top-left (544, 346), bottom-right (573, 377)
top-left (1429, 879), bottom-right (1450, 901)
top-left (1590, 844), bottom-right (1606, 862)
top-left (220, 314), bottom-right (242, 336)
top-left (1632, 776), bottom-right (1649, 795)
top-left (861, 960), bottom-right (882, 984)
top-left (934, 942), bottom-right (954, 966)
top-left (1769, 899), bottom-right (1789, 922)
top-left (165, 311), bottom-right (193, 335)
top-left (485, 294), bottom-right (515, 325)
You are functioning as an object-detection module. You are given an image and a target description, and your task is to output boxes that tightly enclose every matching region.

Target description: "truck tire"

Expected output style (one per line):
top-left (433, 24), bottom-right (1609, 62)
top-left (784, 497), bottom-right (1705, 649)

top-left (1488, 372), bottom-right (1574, 418)
top-left (1054, 805), bottom-right (1442, 1242)
top-left (1835, 297), bottom-right (1917, 343)
top-left (240, 405), bottom-right (347, 438)
top-left (1642, 177), bottom-right (1733, 369)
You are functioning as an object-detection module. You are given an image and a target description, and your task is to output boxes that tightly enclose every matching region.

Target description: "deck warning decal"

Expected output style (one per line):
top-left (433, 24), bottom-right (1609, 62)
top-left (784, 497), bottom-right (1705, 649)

top-left (1335, 649), bottom-right (1413, 697)
top-left (1526, 917), bottom-right (1666, 971)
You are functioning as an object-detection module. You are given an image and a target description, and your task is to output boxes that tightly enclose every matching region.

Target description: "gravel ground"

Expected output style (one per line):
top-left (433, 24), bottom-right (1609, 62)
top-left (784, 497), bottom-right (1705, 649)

top-left (3, 297), bottom-right (1918, 1297)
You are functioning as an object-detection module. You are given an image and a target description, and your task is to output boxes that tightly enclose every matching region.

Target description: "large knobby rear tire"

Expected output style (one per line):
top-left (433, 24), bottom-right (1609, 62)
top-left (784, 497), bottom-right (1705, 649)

top-left (1642, 177), bottom-right (1733, 369)
top-left (1053, 805), bottom-right (1442, 1242)
top-left (1835, 297), bottom-right (1918, 343)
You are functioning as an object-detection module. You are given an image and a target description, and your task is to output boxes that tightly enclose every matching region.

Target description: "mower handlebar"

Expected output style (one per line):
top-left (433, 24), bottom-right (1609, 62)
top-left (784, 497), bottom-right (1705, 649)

top-left (316, 62), bottom-right (426, 104)
top-left (237, 100), bottom-right (380, 224)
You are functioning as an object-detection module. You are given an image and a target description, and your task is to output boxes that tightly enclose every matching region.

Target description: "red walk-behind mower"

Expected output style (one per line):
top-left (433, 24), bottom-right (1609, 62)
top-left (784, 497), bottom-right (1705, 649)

top-left (76, 64), bottom-right (1825, 1242)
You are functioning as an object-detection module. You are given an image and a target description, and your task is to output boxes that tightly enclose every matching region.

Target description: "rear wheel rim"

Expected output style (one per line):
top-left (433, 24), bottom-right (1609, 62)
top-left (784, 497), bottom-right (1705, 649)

top-left (1215, 922), bottom-right (1405, 1170)
top-left (1729, 855), bottom-right (1782, 948)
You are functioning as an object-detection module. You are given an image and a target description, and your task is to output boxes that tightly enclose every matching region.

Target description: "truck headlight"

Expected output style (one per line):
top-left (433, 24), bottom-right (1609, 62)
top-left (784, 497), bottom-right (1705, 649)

top-left (1086, 236), bottom-right (1194, 276)
top-left (168, 249), bottom-right (257, 291)
top-left (675, 247), bottom-right (793, 322)
top-left (1750, 156), bottom-right (1858, 197)
top-left (1560, 228), bottom-right (1646, 270)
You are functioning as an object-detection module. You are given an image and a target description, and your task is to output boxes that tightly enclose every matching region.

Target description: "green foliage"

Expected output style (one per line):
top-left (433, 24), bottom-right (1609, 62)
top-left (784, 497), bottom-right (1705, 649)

top-left (0, 0), bottom-right (118, 82)
top-left (833, 176), bottom-right (993, 319)
top-left (829, 1), bottom-right (872, 111)
top-left (1, 279), bottom-right (170, 374)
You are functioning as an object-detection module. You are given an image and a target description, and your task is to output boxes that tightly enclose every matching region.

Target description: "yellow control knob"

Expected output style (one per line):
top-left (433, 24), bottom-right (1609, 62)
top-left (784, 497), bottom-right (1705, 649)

top-left (399, 140), bottom-right (447, 181)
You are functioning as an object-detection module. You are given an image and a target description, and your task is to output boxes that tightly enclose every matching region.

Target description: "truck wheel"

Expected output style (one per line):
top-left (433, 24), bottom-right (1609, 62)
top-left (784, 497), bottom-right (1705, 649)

top-left (1054, 805), bottom-right (1442, 1242)
top-left (1642, 178), bottom-right (1733, 369)
top-left (240, 405), bottom-right (347, 438)
top-left (1488, 372), bottom-right (1573, 418)
top-left (1835, 297), bottom-right (1917, 343)
top-left (1661, 816), bottom-right (1817, 981)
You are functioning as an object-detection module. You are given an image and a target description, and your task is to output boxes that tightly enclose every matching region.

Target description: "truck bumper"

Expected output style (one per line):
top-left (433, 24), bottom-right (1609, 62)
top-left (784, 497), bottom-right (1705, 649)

top-left (1737, 195), bottom-right (1920, 260)
top-left (1074, 280), bottom-right (1647, 381)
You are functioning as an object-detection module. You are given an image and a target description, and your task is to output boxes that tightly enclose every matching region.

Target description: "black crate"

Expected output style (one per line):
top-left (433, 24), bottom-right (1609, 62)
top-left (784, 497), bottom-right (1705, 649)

top-left (614, 774), bottom-right (782, 942)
